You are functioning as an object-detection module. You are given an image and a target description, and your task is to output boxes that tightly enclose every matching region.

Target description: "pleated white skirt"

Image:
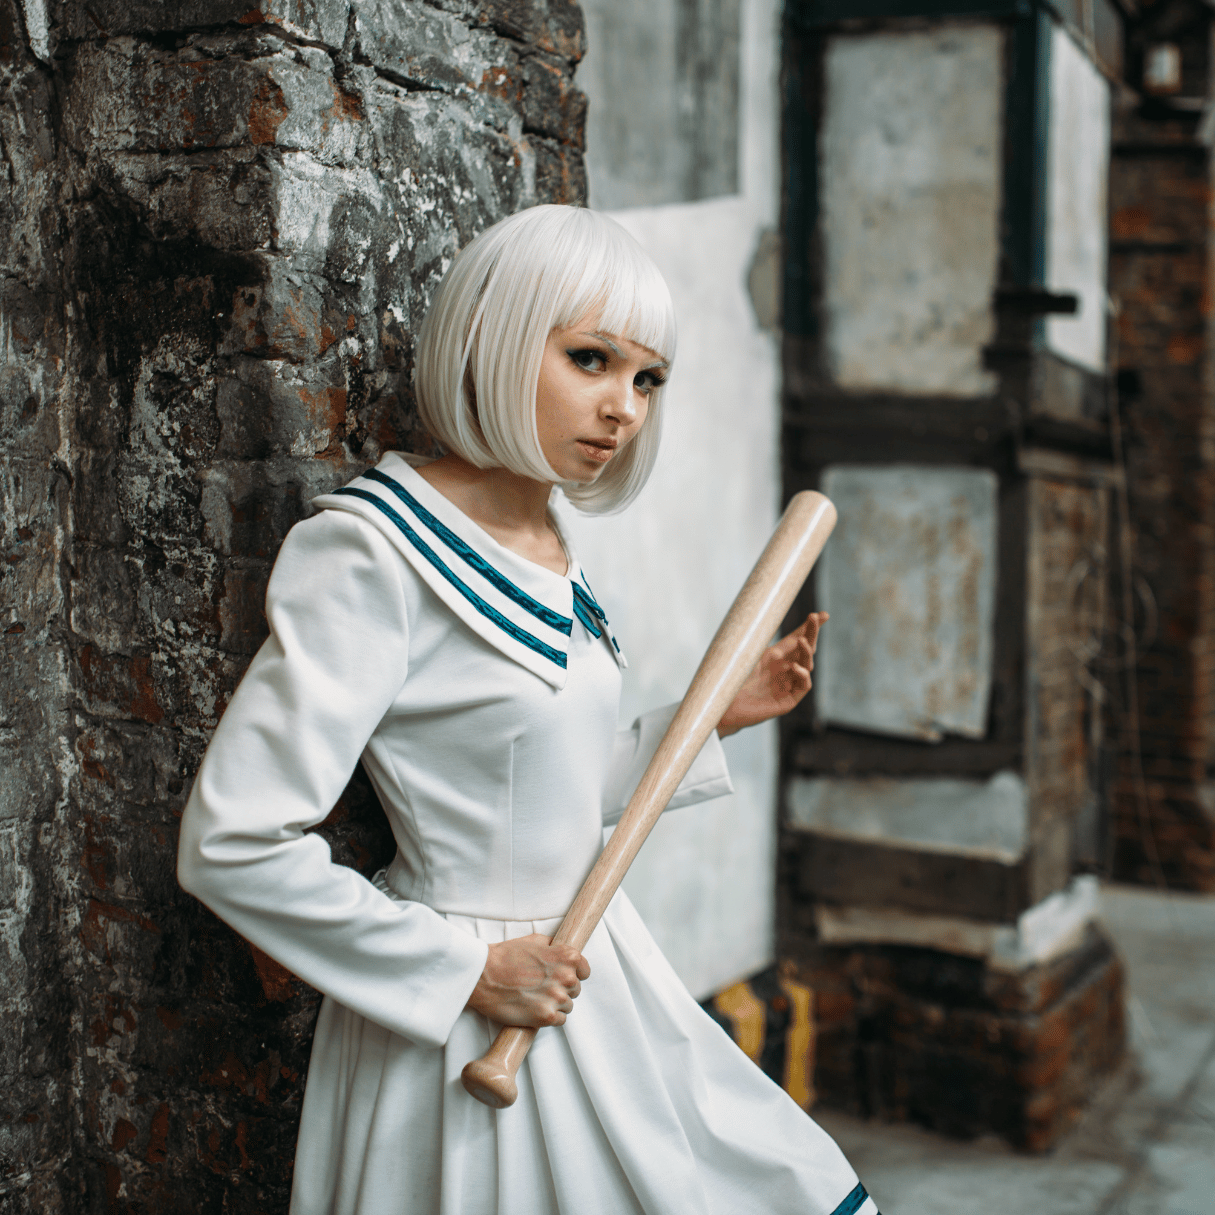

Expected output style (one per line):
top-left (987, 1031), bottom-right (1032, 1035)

top-left (289, 881), bottom-right (876, 1215)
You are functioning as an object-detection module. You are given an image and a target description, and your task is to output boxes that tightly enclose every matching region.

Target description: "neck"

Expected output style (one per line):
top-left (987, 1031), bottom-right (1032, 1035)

top-left (415, 456), bottom-right (571, 578)
top-left (419, 455), bottom-right (554, 530)
top-left (414, 454), bottom-right (570, 576)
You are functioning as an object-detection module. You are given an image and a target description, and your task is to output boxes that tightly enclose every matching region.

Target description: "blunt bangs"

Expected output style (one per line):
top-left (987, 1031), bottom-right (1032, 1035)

top-left (413, 205), bottom-right (675, 514)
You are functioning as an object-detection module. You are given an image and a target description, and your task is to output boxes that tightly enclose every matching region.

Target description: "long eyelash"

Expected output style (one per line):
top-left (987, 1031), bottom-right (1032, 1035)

top-left (568, 345), bottom-right (666, 388)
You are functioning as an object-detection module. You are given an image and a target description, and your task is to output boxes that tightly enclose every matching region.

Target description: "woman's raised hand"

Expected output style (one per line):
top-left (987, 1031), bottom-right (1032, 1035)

top-left (716, 611), bottom-right (829, 738)
top-left (466, 934), bottom-right (591, 1028)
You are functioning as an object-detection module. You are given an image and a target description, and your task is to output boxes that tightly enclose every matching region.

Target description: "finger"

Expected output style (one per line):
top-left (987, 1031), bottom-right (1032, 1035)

top-left (770, 633), bottom-right (808, 672)
top-left (768, 632), bottom-right (797, 662)
top-left (544, 986), bottom-right (571, 1020)
top-left (804, 615), bottom-right (820, 650)
top-left (772, 638), bottom-right (811, 685)
top-left (782, 619), bottom-right (811, 649)
top-left (575, 955), bottom-right (591, 981)
top-left (567, 979), bottom-right (581, 1000)
top-left (553, 944), bottom-right (583, 968)
top-left (779, 611), bottom-right (818, 647)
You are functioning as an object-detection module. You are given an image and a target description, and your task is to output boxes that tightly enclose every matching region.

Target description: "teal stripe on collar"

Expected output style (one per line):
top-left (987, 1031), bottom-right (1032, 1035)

top-left (574, 575), bottom-right (621, 653)
top-left (571, 595), bottom-right (603, 639)
top-left (831, 1184), bottom-right (873, 1215)
top-left (363, 468), bottom-right (572, 636)
top-left (334, 488), bottom-right (567, 669)
top-left (572, 581), bottom-right (606, 622)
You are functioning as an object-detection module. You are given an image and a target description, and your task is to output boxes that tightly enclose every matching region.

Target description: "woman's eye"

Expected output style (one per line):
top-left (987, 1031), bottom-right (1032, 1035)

top-left (634, 369), bottom-right (666, 395)
top-left (569, 348), bottom-right (606, 372)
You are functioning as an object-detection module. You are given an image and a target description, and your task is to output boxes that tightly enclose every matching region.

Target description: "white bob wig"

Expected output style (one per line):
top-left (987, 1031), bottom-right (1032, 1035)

top-left (414, 205), bottom-right (676, 514)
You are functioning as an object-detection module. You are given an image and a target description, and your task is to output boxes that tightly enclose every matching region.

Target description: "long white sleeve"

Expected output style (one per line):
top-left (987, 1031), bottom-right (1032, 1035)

top-left (177, 511), bottom-right (488, 1049)
top-left (601, 703), bottom-right (734, 828)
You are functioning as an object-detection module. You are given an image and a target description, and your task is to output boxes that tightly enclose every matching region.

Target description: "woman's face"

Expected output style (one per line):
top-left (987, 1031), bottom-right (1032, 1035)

top-left (534, 312), bottom-right (668, 483)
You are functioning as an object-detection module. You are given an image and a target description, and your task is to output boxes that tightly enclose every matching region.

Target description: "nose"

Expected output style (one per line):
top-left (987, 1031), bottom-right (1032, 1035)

top-left (601, 372), bottom-right (640, 426)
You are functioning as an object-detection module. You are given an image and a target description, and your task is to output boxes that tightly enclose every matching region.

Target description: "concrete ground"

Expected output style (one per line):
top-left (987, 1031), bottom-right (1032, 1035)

top-left (814, 884), bottom-right (1215, 1215)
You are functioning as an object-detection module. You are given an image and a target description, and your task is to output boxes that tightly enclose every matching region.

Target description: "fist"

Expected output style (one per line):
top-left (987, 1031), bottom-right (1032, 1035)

top-left (466, 934), bottom-right (591, 1028)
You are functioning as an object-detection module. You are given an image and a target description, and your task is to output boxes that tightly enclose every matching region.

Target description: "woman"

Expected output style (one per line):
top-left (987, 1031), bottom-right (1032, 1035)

top-left (178, 206), bottom-right (875, 1215)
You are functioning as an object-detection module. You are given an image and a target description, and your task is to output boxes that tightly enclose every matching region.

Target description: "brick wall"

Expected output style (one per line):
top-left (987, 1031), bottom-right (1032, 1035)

top-left (786, 927), bottom-right (1125, 1152)
top-left (0, 1), bottom-right (586, 1207)
top-left (1108, 76), bottom-right (1215, 892)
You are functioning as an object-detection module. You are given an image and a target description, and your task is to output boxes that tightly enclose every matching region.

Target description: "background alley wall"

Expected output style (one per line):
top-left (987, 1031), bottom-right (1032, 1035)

top-left (778, 0), bottom-right (1128, 1149)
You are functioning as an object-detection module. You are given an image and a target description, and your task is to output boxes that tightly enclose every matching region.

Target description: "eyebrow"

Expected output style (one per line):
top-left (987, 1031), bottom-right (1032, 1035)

top-left (578, 331), bottom-right (670, 370)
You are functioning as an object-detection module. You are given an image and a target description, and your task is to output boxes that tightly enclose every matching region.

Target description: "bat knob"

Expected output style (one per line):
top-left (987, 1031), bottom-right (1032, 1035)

top-left (461, 1057), bottom-right (518, 1108)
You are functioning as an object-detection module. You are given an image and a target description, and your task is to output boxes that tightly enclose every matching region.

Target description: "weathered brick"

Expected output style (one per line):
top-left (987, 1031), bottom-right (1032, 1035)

top-left (2, 0), bottom-right (588, 1201)
top-left (63, 36), bottom-right (368, 163)
top-left (54, 0), bottom-right (353, 49)
top-left (785, 928), bottom-right (1125, 1150)
top-left (1109, 79), bottom-right (1215, 893)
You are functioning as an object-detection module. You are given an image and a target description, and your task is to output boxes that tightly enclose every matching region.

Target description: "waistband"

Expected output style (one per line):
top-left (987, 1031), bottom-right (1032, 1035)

top-left (374, 854), bottom-right (566, 940)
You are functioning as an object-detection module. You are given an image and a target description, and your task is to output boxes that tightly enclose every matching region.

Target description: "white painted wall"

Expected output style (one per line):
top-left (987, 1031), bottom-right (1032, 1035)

top-left (1045, 25), bottom-right (1111, 373)
top-left (563, 0), bottom-right (782, 999)
top-left (820, 26), bottom-right (1004, 397)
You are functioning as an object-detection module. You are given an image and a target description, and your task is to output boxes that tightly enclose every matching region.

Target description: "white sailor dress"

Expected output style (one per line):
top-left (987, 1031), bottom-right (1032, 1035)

top-left (177, 451), bottom-right (877, 1215)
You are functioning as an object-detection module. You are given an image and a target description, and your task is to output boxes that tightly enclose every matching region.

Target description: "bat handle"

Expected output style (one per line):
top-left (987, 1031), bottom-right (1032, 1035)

top-left (461, 1024), bottom-right (536, 1107)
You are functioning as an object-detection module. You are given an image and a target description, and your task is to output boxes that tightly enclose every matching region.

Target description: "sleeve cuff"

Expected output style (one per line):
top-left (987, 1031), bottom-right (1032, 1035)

top-left (602, 702), bottom-right (735, 828)
top-left (394, 915), bottom-right (489, 1049)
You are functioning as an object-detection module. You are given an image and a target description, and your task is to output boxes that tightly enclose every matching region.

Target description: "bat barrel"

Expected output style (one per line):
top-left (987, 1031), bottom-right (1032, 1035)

top-left (460, 491), bottom-right (837, 1108)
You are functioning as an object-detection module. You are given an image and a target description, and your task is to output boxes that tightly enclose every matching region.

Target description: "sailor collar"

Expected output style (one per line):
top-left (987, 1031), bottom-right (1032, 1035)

top-left (311, 452), bottom-right (626, 690)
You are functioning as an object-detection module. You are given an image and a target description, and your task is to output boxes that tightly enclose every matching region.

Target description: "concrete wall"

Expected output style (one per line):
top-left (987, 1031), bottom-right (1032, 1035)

top-left (578, 0), bottom-right (740, 208)
top-left (0, 0), bottom-right (586, 1205)
top-left (567, 0), bottom-right (781, 998)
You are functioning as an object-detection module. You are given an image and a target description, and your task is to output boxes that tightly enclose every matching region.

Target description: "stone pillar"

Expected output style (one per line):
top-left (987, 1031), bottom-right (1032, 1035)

top-left (1108, 1), bottom-right (1215, 893)
top-left (0, 0), bottom-right (585, 1206)
top-left (779, 0), bottom-right (1127, 1148)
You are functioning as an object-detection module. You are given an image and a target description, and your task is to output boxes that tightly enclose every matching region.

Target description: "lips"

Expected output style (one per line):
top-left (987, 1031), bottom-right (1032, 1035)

top-left (576, 439), bottom-right (617, 463)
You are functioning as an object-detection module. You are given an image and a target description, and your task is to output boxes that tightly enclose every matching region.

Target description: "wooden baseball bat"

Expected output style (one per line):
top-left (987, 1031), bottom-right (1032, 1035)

top-left (460, 491), bottom-right (837, 1109)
